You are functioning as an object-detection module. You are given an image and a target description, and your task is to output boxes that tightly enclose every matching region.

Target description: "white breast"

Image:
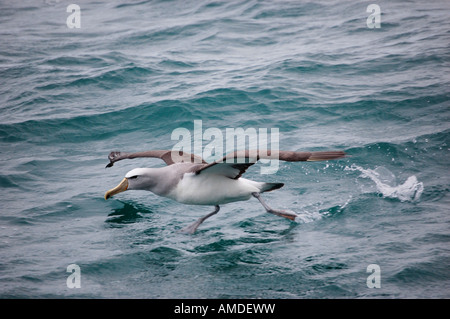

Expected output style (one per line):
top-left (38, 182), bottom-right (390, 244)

top-left (167, 173), bottom-right (262, 205)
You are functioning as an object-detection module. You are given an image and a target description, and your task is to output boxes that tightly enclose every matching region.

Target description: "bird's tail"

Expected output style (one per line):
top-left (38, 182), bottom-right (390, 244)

top-left (259, 182), bottom-right (284, 193)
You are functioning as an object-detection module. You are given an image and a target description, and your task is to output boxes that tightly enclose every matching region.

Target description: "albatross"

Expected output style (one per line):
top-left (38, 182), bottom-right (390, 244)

top-left (104, 149), bottom-right (346, 233)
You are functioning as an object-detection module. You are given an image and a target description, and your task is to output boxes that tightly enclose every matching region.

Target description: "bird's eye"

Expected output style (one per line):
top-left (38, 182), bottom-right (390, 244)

top-left (129, 175), bottom-right (138, 179)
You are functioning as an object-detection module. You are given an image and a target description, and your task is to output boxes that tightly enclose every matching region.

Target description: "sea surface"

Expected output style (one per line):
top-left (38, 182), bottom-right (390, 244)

top-left (1, 0), bottom-right (449, 299)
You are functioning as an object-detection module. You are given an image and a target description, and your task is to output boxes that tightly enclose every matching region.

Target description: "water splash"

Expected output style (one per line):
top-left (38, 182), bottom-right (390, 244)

top-left (345, 164), bottom-right (424, 202)
top-left (294, 210), bottom-right (323, 224)
top-left (293, 196), bottom-right (353, 223)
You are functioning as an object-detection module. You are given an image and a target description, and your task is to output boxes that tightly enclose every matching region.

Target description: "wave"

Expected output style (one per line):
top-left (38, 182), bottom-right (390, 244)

top-left (345, 164), bottom-right (424, 202)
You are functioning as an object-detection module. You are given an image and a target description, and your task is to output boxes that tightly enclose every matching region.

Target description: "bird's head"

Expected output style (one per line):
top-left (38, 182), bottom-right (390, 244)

top-left (104, 168), bottom-right (154, 200)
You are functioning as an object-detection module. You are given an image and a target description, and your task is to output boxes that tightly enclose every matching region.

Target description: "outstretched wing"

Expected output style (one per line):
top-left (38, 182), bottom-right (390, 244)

top-left (105, 150), bottom-right (207, 168)
top-left (193, 149), bottom-right (346, 179)
top-left (218, 149), bottom-right (346, 162)
top-left (193, 162), bottom-right (254, 180)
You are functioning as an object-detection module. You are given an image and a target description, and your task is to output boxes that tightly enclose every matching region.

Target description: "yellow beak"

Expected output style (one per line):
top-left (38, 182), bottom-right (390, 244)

top-left (104, 178), bottom-right (128, 200)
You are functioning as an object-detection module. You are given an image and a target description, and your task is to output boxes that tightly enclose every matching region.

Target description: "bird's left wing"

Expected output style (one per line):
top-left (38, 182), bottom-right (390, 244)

top-left (193, 162), bottom-right (254, 180)
top-left (219, 149), bottom-right (347, 162)
top-left (192, 151), bottom-right (260, 179)
top-left (192, 149), bottom-right (346, 179)
top-left (105, 150), bottom-right (207, 168)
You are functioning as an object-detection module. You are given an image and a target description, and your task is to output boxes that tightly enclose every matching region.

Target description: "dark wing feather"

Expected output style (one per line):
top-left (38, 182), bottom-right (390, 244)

top-left (194, 162), bottom-right (254, 180)
top-left (218, 149), bottom-right (346, 162)
top-left (193, 149), bottom-right (346, 179)
top-left (279, 150), bottom-right (346, 161)
top-left (105, 150), bottom-right (207, 168)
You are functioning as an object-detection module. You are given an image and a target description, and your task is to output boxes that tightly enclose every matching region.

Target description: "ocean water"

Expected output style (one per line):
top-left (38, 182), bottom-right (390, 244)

top-left (1, 0), bottom-right (449, 299)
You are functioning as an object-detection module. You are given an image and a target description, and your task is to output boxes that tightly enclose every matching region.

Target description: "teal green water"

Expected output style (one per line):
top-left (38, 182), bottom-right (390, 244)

top-left (1, 0), bottom-right (449, 298)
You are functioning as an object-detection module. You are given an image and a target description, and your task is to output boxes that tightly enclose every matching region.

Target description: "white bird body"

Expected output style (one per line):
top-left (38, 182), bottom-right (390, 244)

top-left (167, 173), bottom-right (262, 205)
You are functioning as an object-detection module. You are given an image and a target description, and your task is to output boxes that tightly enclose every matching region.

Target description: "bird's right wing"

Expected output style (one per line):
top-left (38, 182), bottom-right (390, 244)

top-left (105, 150), bottom-right (207, 168)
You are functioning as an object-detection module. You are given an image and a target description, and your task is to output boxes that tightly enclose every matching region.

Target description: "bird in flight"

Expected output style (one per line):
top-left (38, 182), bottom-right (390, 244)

top-left (104, 149), bottom-right (346, 233)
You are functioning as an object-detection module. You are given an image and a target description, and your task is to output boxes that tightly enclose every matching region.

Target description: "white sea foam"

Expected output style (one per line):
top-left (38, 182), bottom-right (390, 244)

top-left (294, 210), bottom-right (323, 224)
top-left (345, 164), bottom-right (424, 202)
top-left (293, 196), bottom-right (353, 223)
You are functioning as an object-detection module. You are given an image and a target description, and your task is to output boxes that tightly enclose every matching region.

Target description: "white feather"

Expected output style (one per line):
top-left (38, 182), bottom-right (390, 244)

top-left (167, 173), bottom-right (263, 205)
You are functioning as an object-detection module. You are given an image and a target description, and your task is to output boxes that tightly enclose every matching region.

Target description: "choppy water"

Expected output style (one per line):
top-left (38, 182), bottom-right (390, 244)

top-left (1, 0), bottom-right (449, 298)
